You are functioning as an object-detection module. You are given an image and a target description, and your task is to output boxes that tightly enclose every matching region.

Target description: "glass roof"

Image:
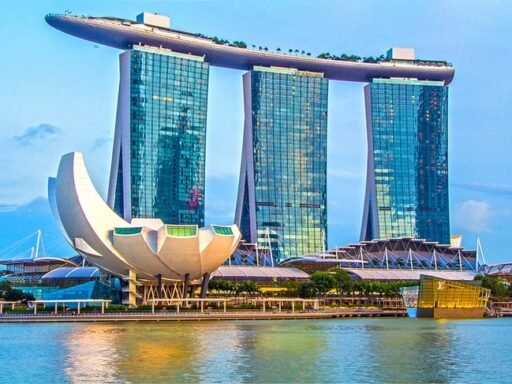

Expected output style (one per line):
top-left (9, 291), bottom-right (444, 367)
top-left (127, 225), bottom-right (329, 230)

top-left (42, 267), bottom-right (100, 279)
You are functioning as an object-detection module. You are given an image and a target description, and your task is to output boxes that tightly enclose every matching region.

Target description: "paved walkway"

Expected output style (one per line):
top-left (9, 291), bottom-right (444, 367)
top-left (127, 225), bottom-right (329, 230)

top-left (0, 309), bottom-right (406, 323)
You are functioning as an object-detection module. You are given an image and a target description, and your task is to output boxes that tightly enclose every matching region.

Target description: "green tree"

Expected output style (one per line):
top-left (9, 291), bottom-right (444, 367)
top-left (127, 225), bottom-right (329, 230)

top-left (475, 275), bottom-right (509, 299)
top-left (208, 279), bottom-right (220, 293)
top-left (310, 272), bottom-right (337, 296)
top-left (282, 280), bottom-right (300, 296)
top-left (332, 269), bottom-right (353, 295)
top-left (240, 280), bottom-right (260, 296)
top-left (0, 281), bottom-right (13, 297)
top-left (298, 281), bottom-right (316, 298)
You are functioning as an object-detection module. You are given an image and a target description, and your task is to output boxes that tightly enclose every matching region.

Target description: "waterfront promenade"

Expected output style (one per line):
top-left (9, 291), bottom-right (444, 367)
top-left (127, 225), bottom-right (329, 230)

top-left (0, 308), bottom-right (406, 323)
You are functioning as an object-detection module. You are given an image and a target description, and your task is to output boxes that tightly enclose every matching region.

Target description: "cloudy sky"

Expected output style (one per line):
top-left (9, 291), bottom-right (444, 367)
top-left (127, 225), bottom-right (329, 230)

top-left (0, 0), bottom-right (511, 263)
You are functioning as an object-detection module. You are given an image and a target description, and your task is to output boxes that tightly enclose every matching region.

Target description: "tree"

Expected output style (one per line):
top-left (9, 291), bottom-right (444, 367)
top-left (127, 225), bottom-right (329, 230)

top-left (475, 275), bottom-right (509, 299)
top-left (0, 281), bottom-right (34, 302)
top-left (333, 269), bottom-right (353, 296)
top-left (240, 280), bottom-right (260, 296)
top-left (283, 280), bottom-right (298, 295)
top-left (298, 281), bottom-right (316, 298)
top-left (220, 279), bottom-right (234, 294)
top-left (233, 40), bottom-right (247, 48)
top-left (0, 281), bottom-right (12, 296)
top-left (310, 272), bottom-right (337, 296)
top-left (276, 48), bottom-right (281, 52)
top-left (208, 279), bottom-right (221, 293)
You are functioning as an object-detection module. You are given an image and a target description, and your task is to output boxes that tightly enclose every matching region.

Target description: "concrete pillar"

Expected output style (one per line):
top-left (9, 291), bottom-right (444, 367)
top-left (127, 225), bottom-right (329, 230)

top-left (182, 273), bottom-right (190, 305)
top-left (157, 274), bottom-right (162, 298)
top-left (200, 273), bottom-right (210, 298)
top-left (127, 270), bottom-right (138, 307)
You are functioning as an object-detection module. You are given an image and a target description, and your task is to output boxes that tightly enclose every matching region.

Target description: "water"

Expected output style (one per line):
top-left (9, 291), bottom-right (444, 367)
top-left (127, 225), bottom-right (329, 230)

top-left (0, 318), bottom-right (511, 383)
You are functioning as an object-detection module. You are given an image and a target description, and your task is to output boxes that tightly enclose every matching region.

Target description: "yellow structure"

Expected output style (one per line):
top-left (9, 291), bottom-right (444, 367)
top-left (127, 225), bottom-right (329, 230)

top-left (417, 275), bottom-right (490, 318)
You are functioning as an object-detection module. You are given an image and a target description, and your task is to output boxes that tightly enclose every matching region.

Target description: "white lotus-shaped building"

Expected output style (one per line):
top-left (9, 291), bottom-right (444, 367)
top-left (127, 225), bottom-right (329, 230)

top-left (49, 152), bottom-right (241, 285)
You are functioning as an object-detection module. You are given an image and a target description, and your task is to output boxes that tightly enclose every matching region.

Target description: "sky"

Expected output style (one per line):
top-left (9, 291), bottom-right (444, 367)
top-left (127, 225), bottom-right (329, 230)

top-left (0, 0), bottom-right (511, 263)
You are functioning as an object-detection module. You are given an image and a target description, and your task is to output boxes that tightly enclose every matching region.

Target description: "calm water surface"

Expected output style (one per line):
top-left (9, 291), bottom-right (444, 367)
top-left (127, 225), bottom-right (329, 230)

top-left (0, 318), bottom-right (511, 383)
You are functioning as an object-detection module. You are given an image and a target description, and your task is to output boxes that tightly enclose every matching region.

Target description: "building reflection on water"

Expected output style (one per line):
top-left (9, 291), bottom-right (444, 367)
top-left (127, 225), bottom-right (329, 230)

top-left (62, 321), bottom-right (327, 383)
top-left (360, 320), bottom-right (457, 383)
top-left (57, 319), bottom-right (506, 383)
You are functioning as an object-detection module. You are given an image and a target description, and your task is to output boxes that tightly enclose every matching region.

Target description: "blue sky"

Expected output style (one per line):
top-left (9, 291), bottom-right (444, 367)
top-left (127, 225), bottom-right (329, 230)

top-left (0, 0), bottom-right (511, 263)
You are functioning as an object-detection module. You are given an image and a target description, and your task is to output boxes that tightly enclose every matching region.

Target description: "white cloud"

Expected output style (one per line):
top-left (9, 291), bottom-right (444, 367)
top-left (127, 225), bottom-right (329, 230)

top-left (454, 200), bottom-right (492, 234)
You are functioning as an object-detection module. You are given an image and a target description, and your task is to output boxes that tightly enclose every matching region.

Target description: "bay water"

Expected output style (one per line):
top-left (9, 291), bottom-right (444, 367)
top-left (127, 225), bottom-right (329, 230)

top-left (0, 318), bottom-right (510, 383)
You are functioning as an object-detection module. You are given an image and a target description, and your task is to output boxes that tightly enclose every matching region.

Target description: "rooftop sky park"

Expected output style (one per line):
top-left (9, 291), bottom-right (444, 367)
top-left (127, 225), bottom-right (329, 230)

top-left (45, 13), bottom-right (454, 84)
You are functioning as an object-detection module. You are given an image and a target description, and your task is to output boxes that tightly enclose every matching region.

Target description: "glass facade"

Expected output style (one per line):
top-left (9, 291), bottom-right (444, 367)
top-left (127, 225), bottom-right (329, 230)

top-left (166, 225), bottom-right (197, 237)
top-left (113, 46), bottom-right (209, 226)
top-left (237, 67), bottom-right (328, 261)
top-left (418, 275), bottom-right (490, 309)
top-left (362, 78), bottom-right (450, 244)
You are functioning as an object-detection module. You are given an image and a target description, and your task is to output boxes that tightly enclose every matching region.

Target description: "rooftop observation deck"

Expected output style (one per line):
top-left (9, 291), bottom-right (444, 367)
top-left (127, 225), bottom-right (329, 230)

top-left (45, 14), bottom-right (455, 84)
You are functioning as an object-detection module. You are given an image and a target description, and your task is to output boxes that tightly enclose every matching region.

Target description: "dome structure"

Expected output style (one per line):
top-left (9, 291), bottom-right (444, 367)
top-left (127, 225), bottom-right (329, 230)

top-left (49, 152), bottom-right (241, 281)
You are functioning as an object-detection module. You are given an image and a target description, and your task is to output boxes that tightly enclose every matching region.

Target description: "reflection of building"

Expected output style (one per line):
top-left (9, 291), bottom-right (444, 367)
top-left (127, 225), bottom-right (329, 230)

top-left (49, 152), bottom-right (241, 306)
top-left (107, 44), bottom-right (209, 226)
top-left (361, 69), bottom-right (450, 244)
top-left (235, 67), bottom-right (328, 261)
top-left (280, 238), bottom-right (479, 281)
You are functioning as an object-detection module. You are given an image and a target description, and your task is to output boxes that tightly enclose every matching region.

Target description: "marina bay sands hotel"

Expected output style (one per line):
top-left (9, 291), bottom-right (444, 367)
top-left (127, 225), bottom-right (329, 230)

top-left (46, 12), bottom-right (454, 261)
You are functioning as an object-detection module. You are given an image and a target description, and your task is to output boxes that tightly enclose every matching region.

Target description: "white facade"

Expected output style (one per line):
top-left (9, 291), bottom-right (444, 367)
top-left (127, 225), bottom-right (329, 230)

top-left (386, 48), bottom-right (415, 60)
top-left (136, 12), bottom-right (170, 29)
top-left (49, 152), bottom-right (241, 281)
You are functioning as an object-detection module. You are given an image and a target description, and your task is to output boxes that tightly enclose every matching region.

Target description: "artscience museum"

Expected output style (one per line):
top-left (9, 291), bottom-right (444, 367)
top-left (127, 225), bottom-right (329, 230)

top-left (49, 152), bottom-right (241, 305)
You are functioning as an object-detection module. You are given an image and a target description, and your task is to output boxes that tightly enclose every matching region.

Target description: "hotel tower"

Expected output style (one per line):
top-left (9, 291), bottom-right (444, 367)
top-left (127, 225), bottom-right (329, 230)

top-left (106, 33), bottom-right (209, 226)
top-left (235, 67), bottom-right (329, 260)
